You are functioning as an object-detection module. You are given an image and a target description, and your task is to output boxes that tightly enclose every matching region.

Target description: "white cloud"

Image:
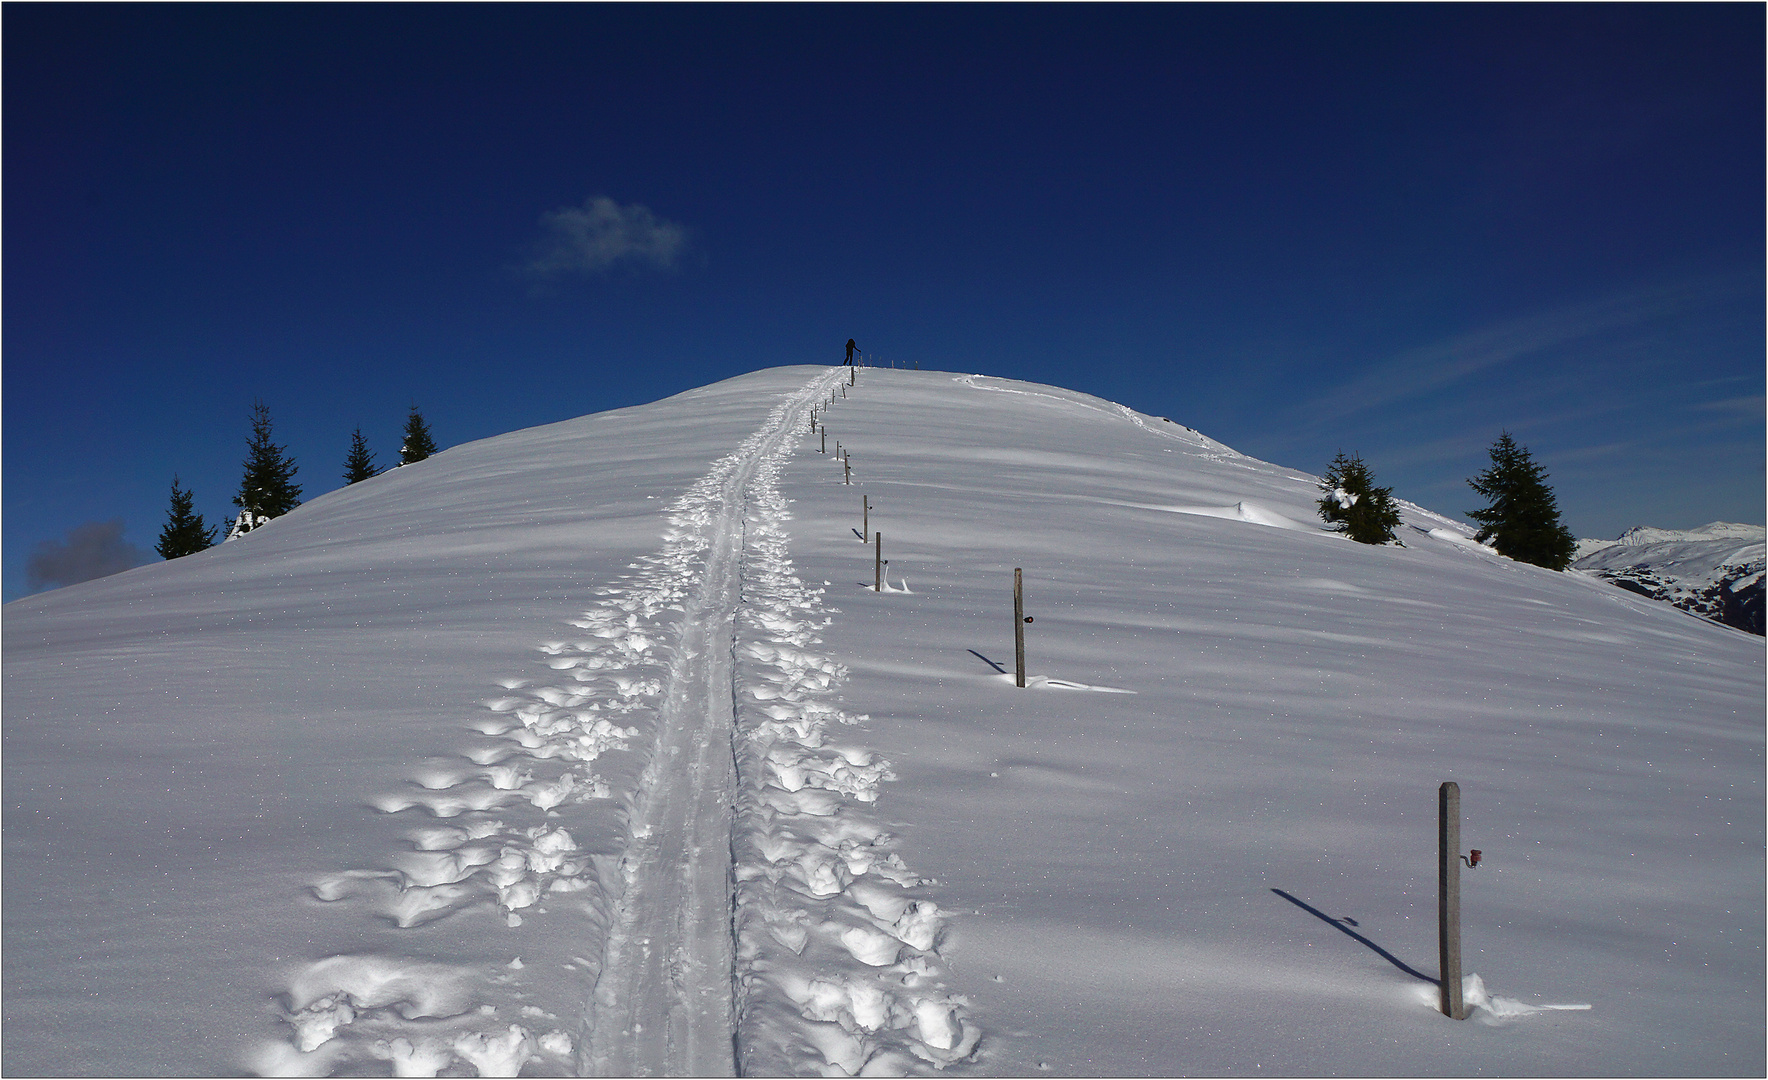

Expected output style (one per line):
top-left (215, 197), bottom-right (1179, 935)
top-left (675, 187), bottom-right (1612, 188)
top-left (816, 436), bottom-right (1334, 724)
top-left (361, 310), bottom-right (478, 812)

top-left (525, 196), bottom-right (688, 277)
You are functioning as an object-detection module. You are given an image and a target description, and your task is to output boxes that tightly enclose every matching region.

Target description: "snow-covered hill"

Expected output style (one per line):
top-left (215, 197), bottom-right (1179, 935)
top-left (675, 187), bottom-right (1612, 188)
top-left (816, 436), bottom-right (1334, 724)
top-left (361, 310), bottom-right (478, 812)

top-left (4, 367), bottom-right (1762, 1076)
top-left (1574, 523), bottom-right (1765, 636)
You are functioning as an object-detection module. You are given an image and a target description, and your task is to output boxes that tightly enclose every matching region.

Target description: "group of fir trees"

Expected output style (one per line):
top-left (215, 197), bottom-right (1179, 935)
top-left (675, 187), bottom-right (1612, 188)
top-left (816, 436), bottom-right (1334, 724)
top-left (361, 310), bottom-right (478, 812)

top-left (1315, 432), bottom-right (1575, 571)
top-left (399, 407), bottom-right (438, 466)
top-left (343, 408), bottom-right (436, 483)
top-left (156, 404), bottom-right (440, 560)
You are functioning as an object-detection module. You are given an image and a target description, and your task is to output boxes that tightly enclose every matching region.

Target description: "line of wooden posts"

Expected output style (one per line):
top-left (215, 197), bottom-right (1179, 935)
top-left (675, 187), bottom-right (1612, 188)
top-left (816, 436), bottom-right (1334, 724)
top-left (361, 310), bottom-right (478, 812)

top-left (818, 362), bottom-right (1030, 683)
top-left (817, 364), bottom-right (1479, 1019)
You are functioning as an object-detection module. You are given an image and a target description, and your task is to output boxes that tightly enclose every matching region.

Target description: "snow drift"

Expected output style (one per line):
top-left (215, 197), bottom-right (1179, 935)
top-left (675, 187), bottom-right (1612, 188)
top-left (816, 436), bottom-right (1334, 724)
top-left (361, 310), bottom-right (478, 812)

top-left (4, 366), bottom-right (1762, 1076)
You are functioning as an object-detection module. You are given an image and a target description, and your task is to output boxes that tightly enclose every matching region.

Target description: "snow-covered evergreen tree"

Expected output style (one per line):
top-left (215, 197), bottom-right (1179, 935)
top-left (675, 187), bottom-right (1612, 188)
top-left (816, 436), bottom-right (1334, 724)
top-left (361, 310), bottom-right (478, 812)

top-left (1316, 452), bottom-right (1402, 545)
top-left (343, 427), bottom-right (380, 484)
top-left (155, 476), bottom-right (216, 559)
top-left (1466, 431), bottom-right (1576, 570)
top-left (230, 400), bottom-right (301, 538)
top-left (401, 407), bottom-right (438, 465)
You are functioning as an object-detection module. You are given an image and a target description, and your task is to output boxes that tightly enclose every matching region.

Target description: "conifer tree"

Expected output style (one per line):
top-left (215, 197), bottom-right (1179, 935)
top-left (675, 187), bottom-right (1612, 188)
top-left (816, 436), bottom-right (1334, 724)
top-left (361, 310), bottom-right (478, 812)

top-left (343, 427), bottom-right (380, 484)
top-left (1316, 452), bottom-right (1403, 545)
top-left (155, 476), bottom-right (216, 559)
top-left (401, 406), bottom-right (438, 465)
top-left (231, 399), bottom-right (301, 537)
top-left (1466, 431), bottom-right (1576, 570)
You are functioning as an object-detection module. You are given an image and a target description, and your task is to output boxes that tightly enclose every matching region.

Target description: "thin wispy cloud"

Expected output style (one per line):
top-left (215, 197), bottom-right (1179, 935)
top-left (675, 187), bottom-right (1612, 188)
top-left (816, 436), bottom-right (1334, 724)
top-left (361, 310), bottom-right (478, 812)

top-left (1306, 275), bottom-right (1753, 423)
top-left (1689, 395), bottom-right (1764, 418)
top-left (1550, 440), bottom-right (1634, 464)
top-left (1301, 396), bottom-right (1640, 476)
top-left (524, 195), bottom-right (688, 278)
top-left (26, 519), bottom-right (145, 592)
top-left (1687, 373), bottom-right (1758, 391)
top-left (1629, 411), bottom-right (1768, 451)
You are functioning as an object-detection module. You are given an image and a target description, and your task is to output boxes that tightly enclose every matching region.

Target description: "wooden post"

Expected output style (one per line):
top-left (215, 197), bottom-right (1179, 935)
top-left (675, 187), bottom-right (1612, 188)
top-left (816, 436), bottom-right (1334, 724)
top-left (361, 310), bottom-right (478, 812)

top-left (875, 532), bottom-right (882, 592)
top-left (1013, 568), bottom-right (1026, 687)
top-left (1439, 781), bottom-right (1467, 1020)
top-left (862, 496), bottom-right (869, 541)
top-left (844, 458), bottom-right (851, 484)
top-left (820, 430), bottom-right (826, 454)
top-left (850, 364), bottom-right (856, 386)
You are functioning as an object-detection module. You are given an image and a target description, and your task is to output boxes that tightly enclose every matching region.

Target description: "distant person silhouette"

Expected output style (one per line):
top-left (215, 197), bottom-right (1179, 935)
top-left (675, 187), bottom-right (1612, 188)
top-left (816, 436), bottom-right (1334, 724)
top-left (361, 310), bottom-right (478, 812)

top-left (845, 339), bottom-right (858, 366)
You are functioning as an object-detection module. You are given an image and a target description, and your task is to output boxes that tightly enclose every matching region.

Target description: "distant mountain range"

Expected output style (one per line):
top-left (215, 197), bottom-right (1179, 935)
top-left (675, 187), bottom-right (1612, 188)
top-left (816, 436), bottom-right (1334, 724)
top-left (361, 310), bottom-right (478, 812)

top-left (1574, 522), bottom-right (1765, 635)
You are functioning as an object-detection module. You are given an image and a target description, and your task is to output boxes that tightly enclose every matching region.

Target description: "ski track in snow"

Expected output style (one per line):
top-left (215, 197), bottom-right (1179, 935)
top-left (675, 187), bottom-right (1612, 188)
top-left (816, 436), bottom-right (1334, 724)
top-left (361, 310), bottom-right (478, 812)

top-left (254, 368), bottom-right (977, 1077)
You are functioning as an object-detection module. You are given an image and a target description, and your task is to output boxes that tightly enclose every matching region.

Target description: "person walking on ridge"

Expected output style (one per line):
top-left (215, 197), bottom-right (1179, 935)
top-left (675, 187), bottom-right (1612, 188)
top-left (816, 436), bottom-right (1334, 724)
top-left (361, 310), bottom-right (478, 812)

top-left (844, 339), bottom-right (858, 366)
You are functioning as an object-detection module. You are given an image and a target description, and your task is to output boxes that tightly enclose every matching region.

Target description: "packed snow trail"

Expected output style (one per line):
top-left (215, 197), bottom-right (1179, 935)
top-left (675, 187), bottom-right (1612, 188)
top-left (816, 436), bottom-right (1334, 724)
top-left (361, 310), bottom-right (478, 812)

top-left (583, 376), bottom-right (810, 1075)
top-left (258, 366), bottom-right (976, 1076)
top-left (589, 368), bottom-right (980, 1075)
top-left (585, 485), bottom-right (742, 1075)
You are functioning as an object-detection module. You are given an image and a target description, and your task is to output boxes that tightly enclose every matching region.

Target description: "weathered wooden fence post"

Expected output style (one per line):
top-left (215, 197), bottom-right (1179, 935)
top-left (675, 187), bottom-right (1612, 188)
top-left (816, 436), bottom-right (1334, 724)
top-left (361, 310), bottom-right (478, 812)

top-left (1013, 568), bottom-right (1026, 687)
top-left (862, 496), bottom-right (869, 542)
top-left (875, 533), bottom-right (883, 592)
top-left (1440, 781), bottom-right (1467, 1020)
top-left (844, 458), bottom-right (851, 484)
top-left (820, 430), bottom-right (826, 454)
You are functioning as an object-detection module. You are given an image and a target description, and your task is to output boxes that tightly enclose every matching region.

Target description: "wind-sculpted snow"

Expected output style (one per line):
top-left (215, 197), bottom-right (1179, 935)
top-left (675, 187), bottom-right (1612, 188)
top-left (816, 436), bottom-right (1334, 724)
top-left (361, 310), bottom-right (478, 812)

top-left (253, 367), bottom-right (973, 1076)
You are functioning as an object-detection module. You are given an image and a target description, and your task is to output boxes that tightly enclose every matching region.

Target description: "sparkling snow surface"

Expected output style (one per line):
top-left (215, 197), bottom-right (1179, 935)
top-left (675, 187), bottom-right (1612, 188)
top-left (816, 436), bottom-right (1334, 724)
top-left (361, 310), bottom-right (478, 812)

top-left (4, 366), bottom-right (1762, 1076)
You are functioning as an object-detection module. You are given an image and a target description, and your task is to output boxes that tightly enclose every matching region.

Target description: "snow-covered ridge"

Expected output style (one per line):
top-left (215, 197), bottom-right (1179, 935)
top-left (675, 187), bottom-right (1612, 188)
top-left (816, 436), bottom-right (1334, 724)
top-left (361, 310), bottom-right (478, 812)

top-left (4, 365), bottom-right (1761, 1077)
top-left (1608, 521), bottom-right (1762, 548)
top-left (1573, 522), bottom-right (1765, 635)
top-left (1572, 520), bottom-right (1763, 564)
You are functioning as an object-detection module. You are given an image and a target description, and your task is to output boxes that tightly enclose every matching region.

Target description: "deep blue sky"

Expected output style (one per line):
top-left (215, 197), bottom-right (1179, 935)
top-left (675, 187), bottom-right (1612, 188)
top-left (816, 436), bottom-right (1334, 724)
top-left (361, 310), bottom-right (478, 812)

top-left (6, 4), bottom-right (1762, 599)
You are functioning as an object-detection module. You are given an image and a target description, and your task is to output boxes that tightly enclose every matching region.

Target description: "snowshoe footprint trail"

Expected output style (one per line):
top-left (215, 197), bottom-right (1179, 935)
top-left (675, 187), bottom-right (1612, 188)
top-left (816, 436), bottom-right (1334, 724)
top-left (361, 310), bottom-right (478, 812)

top-left (730, 427), bottom-right (980, 1075)
top-left (264, 367), bottom-right (977, 1076)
